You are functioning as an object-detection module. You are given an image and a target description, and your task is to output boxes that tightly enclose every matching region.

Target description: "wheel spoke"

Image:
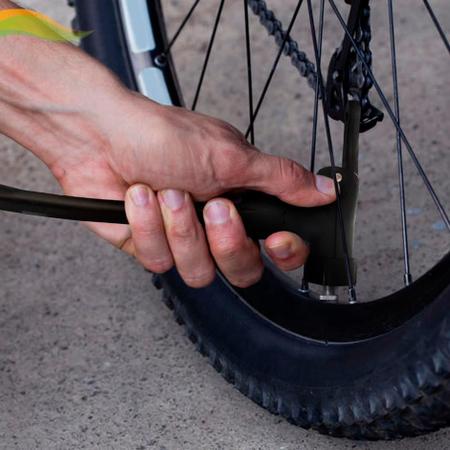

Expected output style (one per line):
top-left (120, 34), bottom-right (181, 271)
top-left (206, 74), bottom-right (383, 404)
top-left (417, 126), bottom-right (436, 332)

top-left (301, 0), bottom-right (325, 294)
top-left (328, 0), bottom-right (450, 233)
top-left (307, 0), bottom-right (358, 303)
top-left (244, 0), bottom-right (255, 145)
top-left (165, 0), bottom-right (201, 53)
top-left (387, 0), bottom-right (412, 286)
top-left (245, 0), bottom-right (304, 138)
top-left (422, 0), bottom-right (450, 54)
top-left (191, 0), bottom-right (226, 111)
top-left (308, 0), bottom-right (325, 173)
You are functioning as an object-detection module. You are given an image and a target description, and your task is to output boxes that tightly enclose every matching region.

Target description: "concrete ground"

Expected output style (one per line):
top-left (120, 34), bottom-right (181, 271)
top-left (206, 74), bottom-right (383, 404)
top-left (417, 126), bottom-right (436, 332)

top-left (0, 0), bottom-right (449, 449)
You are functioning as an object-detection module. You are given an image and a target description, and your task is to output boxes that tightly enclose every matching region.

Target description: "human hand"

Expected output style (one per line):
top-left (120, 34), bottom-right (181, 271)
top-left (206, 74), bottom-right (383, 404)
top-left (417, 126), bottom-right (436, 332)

top-left (0, 22), bottom-right (335, 288)
top-left (48, 89), bottom-right (336, 288)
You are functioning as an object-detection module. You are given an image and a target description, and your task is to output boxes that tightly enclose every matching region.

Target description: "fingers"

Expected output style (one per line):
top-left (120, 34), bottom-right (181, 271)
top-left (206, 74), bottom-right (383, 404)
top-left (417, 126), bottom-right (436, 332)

top-left (126, 185), bottom-right (216, 288)
top-left (242, 151), bottom-right (337, 207)
top-left (125, 185), bottom-right (174, 273)
top-left (158, 189), bottom-right (216, 288)
top-left (203, 198), bottom-right (264, 288)
top-left (264, 231), bottom-right (310, 271)
top-left (126, 184), bottom-right (309, 290)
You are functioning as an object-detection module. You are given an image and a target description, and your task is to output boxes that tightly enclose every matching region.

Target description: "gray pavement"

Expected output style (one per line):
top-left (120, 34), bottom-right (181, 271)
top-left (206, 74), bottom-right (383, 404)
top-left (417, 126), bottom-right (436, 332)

top-left (0, 1), bottom-right (449, 449)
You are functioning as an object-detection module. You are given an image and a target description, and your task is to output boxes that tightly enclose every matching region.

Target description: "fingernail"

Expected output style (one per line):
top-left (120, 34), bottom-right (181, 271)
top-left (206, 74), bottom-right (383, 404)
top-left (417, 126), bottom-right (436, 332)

top-left (268, 243), bottom-right (292, 260)
top-left (130, 185), bottom-right (149, 207)
top-left (161, 189), bottom-right (185, 211)
top-left (315, 175), bottom-right (336, 196)
top-left (205, 201), bottom-right (230, 225)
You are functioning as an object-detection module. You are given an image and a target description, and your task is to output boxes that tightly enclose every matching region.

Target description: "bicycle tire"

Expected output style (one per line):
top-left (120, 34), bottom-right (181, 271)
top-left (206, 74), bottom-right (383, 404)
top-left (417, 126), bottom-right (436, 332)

top-left (72, 0), bottom-right (450, 439)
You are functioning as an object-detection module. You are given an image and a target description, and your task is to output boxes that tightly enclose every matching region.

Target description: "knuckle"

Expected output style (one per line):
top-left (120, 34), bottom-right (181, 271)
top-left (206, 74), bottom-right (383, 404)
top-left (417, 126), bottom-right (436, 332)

top-left (133, 224), bottom-right (163, 242)
top-left (230, 267), bottom-right (263, 288)
top-left (276, 260), bottom-right (301, 272)
top-left (143, 258), bottom-right (174, 274)
top-left (275, 158), bottom-right (312, 198)
top-left (168, 220), bottom-right (197, 241)
top-left (182, 269), bottom-right (216, 288)
top-left (220, 122), bottom-right (247, 144)
top-left (212, 146), bottom-right (252, 189)
top-left (279, 158), bottom-right (303, 182)
top-left (212, 238), bottom-right (243, 261)
top-left (130, 209), bottom-right (162, 237)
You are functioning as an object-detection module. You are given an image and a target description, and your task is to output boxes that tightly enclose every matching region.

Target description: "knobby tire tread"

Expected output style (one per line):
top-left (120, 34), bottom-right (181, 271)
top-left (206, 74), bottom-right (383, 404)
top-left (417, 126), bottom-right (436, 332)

top-left (72, 0), bottom-right (450, 440)
top-left (153, 274), bottom-right (450, 440)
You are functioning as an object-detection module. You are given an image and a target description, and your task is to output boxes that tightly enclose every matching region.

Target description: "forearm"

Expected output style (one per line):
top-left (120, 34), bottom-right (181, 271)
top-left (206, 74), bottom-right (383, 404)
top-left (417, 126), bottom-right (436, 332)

top-left (0, 0), bottom-right (130, 172)
top-left (0, 0), bottom-right (16, 9)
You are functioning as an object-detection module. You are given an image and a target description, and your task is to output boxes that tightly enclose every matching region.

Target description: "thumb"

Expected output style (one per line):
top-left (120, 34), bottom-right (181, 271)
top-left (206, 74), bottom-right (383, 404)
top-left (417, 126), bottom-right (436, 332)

top-left (243, 152), bottom-right (336, 207)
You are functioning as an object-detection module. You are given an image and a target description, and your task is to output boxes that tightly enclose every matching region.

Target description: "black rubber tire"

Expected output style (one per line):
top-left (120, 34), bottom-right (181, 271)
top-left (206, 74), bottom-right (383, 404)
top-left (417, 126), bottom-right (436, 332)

top-left (72, 0), bottom-right (450, 440)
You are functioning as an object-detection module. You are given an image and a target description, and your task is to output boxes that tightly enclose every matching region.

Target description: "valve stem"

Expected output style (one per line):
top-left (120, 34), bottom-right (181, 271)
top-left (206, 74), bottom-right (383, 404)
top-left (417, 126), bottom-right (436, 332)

top-left (319, 286), bottom-right (339, 302)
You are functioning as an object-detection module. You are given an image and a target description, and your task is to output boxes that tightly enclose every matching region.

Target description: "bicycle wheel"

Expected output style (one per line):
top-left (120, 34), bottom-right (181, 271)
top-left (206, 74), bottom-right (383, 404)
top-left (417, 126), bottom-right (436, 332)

top-left (72, 0), bottom-right (450, 439)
